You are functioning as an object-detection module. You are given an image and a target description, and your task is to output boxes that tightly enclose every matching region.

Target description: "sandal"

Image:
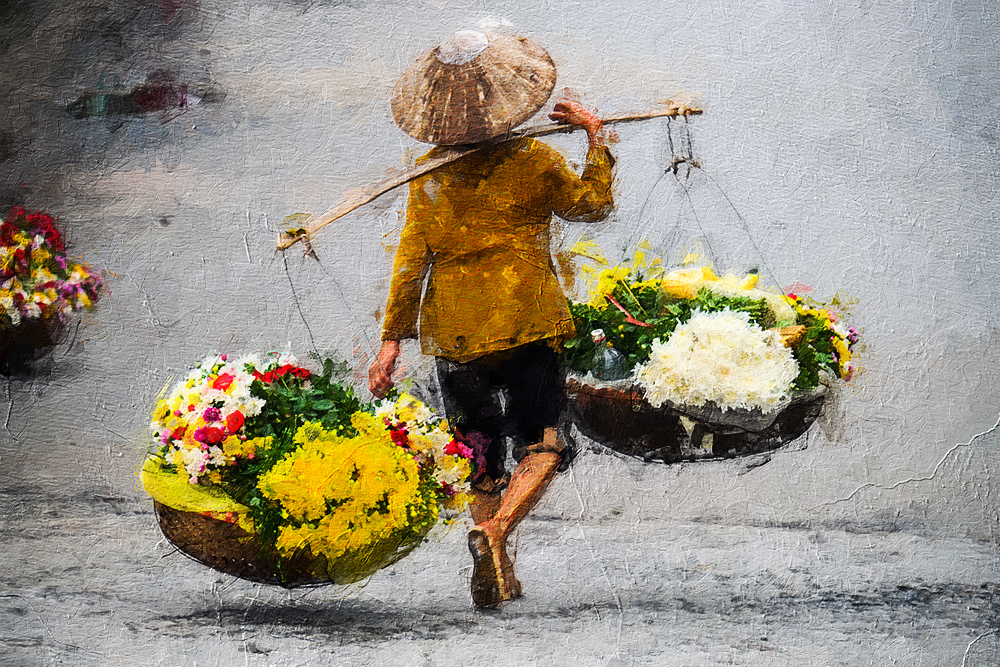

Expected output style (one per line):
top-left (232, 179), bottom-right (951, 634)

top-left (468, 527), bottom-right (504, 609)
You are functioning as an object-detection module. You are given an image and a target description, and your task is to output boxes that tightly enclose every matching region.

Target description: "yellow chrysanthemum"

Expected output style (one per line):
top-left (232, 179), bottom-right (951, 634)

top-left (350, 410), bottom-right (385, 438)
top-left (394, 393), bottom-right (432, 424)
top-left (258, 420), bottom-right (430, 563)
top-left (588, 265), bottom-right (632, 308)
top-left (151, 399), bottom-right (172, 424)
top-left (832, 335), bottom-right (852, 374)
top-left (223, 435), bottom-right (270, 458)
top-left (659, 267), bottom-right (704, 300)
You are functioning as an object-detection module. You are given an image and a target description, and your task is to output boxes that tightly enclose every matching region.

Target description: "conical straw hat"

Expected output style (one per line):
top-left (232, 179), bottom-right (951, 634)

top-left (392, 31), bottom-right (557, 145)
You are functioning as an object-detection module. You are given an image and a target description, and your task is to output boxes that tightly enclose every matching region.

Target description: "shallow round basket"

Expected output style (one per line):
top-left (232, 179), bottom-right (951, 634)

top-left (564, 377), bottom-right (827, 463)
top-left (154, 502), bottom-right (434, 588)
top-left (154, 502), bottom-right (325, 587)
top-left (1, 318), bottom-right (65, 375)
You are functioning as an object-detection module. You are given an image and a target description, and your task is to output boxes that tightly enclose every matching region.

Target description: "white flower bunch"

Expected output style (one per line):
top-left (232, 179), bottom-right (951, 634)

top-left (637, 309), bottom-right (799, 413)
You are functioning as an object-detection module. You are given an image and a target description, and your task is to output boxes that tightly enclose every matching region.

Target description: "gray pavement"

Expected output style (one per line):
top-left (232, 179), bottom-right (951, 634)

top-left (3, 433), bottom-right (998, 666)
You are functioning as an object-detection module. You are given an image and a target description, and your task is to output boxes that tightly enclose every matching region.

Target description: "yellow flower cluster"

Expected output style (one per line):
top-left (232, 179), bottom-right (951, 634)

top-left (786, 298), bottom-right (854, 376)
top-left (257, 417), bottom-right (436, 563)
top-left (223, 436), bottom-right (272, 459)
top-left (831, 336), bottom-right (852, 376)
top-left (574, 240), bottom-right (798, 326)
top-left (588, 264), bottom-right (633, 308)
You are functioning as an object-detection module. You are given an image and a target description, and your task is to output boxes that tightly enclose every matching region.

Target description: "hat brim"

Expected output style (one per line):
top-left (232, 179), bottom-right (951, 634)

top-left (392, 34), bottom-right (557, 145)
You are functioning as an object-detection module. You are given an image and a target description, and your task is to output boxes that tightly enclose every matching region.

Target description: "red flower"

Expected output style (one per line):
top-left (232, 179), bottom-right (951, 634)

top-left (212, 373), bottom-right (235, 390)
top-left (202, 426), bottom-right (224, 444)
top-left (278, 364), bottom-right (310, 379)
top-left (12, 247), bottom-right (28, 275)
top-left (0, 220), bottom-right (15, 245)
top-left (390, 428), bottom-right (409, 448)
top-left (256, 364), bottom-right (311, 384)
top-left (225, 410), bottom-right (244, 434)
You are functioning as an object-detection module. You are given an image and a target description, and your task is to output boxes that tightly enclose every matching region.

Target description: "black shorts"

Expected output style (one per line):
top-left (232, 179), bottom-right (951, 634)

top-left (436, 341), bottom-right (573, 484)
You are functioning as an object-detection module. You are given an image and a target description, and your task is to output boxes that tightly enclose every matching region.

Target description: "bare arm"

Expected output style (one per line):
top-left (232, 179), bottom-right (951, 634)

top-left (368, 340), bottom-right (400, 398)
top-left (546, 101), bottom-right (616, 222)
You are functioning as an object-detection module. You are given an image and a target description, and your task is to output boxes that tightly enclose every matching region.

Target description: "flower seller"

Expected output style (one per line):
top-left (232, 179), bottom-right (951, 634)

top-left (368, 29), bottom-right (615, 609)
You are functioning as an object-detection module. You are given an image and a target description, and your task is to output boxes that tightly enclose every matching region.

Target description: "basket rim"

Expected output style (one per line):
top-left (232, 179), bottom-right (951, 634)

top-left (565, 374), bottom-right (828, 432)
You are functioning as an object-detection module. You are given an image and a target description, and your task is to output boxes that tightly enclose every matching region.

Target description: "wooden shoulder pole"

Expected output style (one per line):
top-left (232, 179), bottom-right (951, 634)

top-left (276, 102), bottom-right (702, 251)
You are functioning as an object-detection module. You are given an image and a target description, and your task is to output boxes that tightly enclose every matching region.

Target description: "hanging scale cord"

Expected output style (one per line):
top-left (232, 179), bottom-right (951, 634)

top-left (277, 244), bottom-right (382, 368)
top-left (633, 115), bottom-right (781, 286)
top-left (281, 253), bottom-right (320, 358)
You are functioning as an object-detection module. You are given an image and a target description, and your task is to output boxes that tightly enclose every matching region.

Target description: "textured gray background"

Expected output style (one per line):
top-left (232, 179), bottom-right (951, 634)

top-left (1, 1), bottom-right (998, 665)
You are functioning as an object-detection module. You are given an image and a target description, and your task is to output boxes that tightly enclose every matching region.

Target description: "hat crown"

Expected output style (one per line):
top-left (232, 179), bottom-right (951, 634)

top-left (392, 32), bottom-right (557, 145)
top-left (435, 30), bottom-right (489, 65)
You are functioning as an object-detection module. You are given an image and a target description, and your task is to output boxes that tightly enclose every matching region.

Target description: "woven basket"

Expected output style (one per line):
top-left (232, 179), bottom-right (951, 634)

top-left (564, 378), bottom-right (827, 463)
top-left (154, 501), bottom-right (434, 587)
top-left (154, 502), bottom-right (325, 587)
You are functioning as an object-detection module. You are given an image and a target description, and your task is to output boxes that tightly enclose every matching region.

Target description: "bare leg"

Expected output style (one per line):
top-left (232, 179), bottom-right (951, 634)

top-left (469, 489), bottom-right (501, 525)
top-left (470, 427), bottom-right (562, 604)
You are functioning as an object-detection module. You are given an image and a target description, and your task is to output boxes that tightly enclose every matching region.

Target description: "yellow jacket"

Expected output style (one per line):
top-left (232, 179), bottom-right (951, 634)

top-left (381, 138), bottom-right (615, 362)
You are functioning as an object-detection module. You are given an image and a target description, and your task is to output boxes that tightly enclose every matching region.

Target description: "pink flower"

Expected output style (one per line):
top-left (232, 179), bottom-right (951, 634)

top-left (444, 440), bottom-right (473, 459)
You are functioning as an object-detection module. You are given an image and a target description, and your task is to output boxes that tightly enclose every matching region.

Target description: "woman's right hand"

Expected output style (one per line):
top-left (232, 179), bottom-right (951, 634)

top-left (549, 100), bottom-right (604, 147)
top-left (368, 340), bottom-right (400, 398)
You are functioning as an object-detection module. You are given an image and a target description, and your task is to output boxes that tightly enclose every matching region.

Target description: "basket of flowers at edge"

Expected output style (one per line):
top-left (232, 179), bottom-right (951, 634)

top-left (1, 206), bottom-right (103, 371)
top-left (141, 352), bottom-right (476, 587)
top-left (559, 241), bottom-right (861, 463)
